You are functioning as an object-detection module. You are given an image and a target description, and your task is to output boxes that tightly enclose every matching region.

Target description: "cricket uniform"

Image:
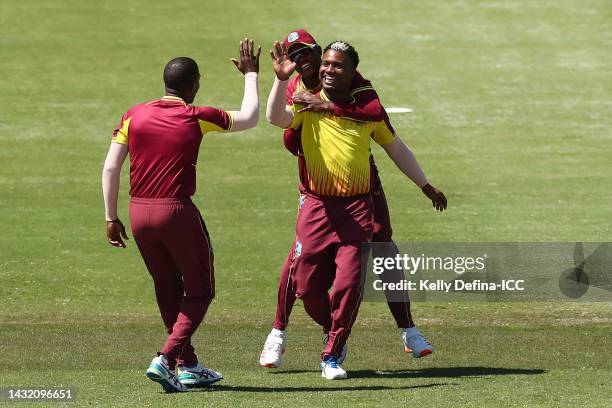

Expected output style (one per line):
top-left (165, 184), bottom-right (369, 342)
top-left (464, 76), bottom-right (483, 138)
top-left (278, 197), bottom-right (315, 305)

top-left (283, 89), bottom-right (397, 359)
top-left (273, 74), bottom-right (414, 334)
top-left (112, 96), bottom-right (232, 368)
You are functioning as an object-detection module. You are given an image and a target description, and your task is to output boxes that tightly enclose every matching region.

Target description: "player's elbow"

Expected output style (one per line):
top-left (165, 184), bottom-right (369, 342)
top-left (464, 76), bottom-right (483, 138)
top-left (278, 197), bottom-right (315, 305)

top-left (265, 109), bottom-right (275, 124)
top-left (102, 162), bottom-right (121, 178)
top-left (267, 112), bottom-right (291, 129)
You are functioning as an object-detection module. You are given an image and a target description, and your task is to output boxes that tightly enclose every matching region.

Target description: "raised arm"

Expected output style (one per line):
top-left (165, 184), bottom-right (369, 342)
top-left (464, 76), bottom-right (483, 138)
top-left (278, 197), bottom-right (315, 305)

top-left (227, 38), bottom-right (261, 132)
top-left (266, 41), bottom-right (296, 128)
top-left (102, 142), bottom-right (129, 247)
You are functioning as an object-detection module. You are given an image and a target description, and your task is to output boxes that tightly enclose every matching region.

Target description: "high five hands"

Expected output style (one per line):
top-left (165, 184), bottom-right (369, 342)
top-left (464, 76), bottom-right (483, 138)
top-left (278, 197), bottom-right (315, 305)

top-left (231, 38), bottom-right (261, 74)
top-left (269, 41), bottom-right (297, 81)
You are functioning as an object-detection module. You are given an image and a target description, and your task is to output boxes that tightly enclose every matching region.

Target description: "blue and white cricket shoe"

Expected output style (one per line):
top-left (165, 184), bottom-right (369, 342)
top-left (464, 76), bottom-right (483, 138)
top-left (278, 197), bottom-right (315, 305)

top-left (320, 356), bottom-right (347, 380)
top-left (145, 355), bottom-right (188, 393)
top-left (177, 364), bottom-right (223, 388)
top-left (402, 327), bottom-right (434, 358)
top-left (323, 334), bottom-right (348, 365)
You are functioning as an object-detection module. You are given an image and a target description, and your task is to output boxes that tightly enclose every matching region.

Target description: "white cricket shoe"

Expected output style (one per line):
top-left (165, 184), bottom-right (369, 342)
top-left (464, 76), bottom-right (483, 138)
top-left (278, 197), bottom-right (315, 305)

top-left (320, 356), bottom-right (347, 380)
top-left (402, 327), bottom-right (434, 358)
top-left (145, 355), bottom-right (188, 393)
top-left (177, 363), bottom-right (223, 388)
top-left (259, 329), bottom-right (286, 368)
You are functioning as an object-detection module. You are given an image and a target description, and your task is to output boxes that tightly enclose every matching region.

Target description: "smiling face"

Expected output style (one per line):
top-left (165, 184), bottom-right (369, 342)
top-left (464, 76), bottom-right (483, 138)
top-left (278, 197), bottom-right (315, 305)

top-left (288, 45), bottom-right (321, 79)
top-left (319, 49), bottom-right (355, 96)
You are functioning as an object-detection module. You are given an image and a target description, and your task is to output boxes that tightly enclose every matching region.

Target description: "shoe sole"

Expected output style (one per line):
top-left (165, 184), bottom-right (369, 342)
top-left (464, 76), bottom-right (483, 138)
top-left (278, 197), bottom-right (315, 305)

top-left (321, 371), bottom-right (348, 380)
top-left (179, 377), bottom-right (223, 388)
top-left (259, 348), bottom-right (285, 368)
top-left (146, 370), bottom-right (186, 393)
top-left (413, 348), bottom-right (433, 358)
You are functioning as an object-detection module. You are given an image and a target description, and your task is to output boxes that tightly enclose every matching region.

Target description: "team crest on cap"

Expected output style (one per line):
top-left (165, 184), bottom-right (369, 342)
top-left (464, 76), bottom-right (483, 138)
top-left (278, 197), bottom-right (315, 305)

top-left (287, 32), bottom-right (299, 43)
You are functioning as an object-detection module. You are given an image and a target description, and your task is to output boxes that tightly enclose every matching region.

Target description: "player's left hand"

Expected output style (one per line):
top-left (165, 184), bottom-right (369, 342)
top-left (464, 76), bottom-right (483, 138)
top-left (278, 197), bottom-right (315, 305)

top-left (107, 219), bottom-right (129, 248)
top-left (270, 41), bottom-right (296, 80)
top-left (231, 38), bottom-right (261, 75)
top-left (421, 183), bottom-right (447, 212)
top-left (293, 92), bottom-right (334, 113)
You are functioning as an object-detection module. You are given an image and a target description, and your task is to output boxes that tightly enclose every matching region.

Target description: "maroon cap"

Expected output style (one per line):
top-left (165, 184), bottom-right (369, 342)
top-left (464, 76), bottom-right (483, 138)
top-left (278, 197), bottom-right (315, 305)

top-left (283, 29), bottom-right (317, 53)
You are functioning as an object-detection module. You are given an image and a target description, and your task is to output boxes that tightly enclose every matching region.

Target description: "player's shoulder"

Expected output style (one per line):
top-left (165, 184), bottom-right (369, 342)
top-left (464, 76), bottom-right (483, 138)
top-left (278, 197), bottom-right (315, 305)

top-left (290, 74), bottom-right (302, 87)
top-left (192, 105), bottom-right (228, 118)
top-left (122, 101), bottom-right (151, 117)
top-left (350, 70), bottom-right (373, 91)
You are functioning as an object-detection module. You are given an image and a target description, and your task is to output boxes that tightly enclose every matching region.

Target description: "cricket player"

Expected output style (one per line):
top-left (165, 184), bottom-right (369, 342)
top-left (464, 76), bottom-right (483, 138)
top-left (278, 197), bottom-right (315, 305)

top-left (266, 40), bottom-right (447, 379)
top-left (260, 29), bottom-right (438, 370)
top-left (102, 39), bottom-right (261, 392)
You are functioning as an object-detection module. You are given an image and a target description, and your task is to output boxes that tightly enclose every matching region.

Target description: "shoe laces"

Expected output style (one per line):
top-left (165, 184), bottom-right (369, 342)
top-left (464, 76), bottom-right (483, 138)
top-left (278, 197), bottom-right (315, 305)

top-left (324, 357), bottom-right (339, 369)
top-left (195, 368), bottom-right (217, 379)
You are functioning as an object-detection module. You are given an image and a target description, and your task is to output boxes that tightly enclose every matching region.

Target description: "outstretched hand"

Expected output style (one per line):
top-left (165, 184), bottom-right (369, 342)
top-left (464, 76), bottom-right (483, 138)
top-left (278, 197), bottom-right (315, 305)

top-left (231, 38), bottom-right (261, 75)
top-left (107, 219), bottom-right (129, 248)
top-left (421, 184), bottom-right (448, 212)
top-left (293, 92), bottom-right (334, 113)
top-left (270, 41), bottom-right (297, 81)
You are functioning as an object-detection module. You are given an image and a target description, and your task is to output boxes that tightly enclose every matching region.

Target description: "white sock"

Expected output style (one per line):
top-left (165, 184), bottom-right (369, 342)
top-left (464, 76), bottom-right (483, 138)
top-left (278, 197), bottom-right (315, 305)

top-left (271, 328), bottom-right (285, 336)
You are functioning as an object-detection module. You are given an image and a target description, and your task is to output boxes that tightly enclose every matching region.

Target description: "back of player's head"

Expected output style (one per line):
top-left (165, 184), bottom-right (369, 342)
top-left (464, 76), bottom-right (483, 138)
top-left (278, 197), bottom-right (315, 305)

top-left (323, 41), bottom-right (359, 68)
top-left (163, 57), bottom-right (200, 91)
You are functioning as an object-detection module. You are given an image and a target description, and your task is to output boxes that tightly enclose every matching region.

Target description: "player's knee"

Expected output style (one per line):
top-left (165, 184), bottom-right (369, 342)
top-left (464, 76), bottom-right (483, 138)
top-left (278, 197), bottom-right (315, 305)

top-left (333, 278), bottom-right (363, 294)
top-left (295, 286), bottom-right (326, 300)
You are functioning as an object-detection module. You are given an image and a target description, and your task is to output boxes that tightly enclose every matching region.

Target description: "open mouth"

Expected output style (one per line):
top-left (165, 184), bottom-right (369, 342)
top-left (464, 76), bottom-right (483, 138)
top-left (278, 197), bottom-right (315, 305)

top-left (322, 75), bottom-right (338, 86)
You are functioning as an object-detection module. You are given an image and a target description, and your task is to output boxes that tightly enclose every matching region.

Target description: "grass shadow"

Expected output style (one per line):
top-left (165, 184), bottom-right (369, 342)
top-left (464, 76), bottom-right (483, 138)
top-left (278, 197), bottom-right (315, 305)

top-left (269, 366), bottom-right (546, 379)
top-left (189, 382), bottom-right (454, 393)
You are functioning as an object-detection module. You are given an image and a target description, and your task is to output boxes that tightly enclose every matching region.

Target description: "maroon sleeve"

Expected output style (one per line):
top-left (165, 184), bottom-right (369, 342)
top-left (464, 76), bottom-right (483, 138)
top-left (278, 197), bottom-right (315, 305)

top-left (332, 71), bottom-right (383, 122)
top-left (112, 112), bottom-right (128, 138)
top-left (283, 127), bottom-right (302, 156)
top-left (195, 106), bottom-right (232, 133)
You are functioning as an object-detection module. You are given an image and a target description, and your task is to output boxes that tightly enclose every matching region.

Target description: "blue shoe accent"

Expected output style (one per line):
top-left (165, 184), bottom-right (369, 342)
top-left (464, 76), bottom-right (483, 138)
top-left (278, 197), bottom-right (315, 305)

top-left (323, 356), bottom-right (339, 369)
top-left (145, 358), bottom-right (187, 393)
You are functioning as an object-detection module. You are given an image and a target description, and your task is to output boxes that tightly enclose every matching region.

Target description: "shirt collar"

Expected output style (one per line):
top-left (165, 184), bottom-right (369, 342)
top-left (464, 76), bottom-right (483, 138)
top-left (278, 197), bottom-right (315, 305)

top-left (161, 95), bottom-right (186, 103)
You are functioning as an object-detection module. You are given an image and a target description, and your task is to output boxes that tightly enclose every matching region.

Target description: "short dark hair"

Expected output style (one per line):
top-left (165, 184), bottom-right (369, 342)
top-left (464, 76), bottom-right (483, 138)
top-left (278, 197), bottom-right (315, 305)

top-left (163, 57), bottom-right (199, 91)
top-left (323, 41), bottom-right (359, 68)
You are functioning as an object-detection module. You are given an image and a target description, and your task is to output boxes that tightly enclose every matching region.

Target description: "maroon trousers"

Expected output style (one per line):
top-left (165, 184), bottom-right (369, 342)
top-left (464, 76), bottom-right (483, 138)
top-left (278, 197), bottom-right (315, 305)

top-left (129, 197), bottom-right (214, 369)
top-left (287, 192), bottom-right (373, 360)
top-left (273, 184), bottom-right (414, 333)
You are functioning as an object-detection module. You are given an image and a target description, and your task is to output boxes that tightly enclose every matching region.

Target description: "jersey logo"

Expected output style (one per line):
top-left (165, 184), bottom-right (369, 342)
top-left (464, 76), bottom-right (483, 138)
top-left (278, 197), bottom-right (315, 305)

top-left (295, 241), bottom-right (302, 257)
top-left (299, 194), bottom-right (306, 210)
top-left (287, 32), bottom-right (299, 43)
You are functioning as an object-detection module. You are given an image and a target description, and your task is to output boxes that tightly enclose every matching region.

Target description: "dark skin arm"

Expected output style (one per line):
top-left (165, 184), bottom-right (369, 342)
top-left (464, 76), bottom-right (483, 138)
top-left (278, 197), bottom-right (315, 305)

top-left (292, 88), bottom-right (383, 119)
top-left (292, 92), bottom-right (334, 113)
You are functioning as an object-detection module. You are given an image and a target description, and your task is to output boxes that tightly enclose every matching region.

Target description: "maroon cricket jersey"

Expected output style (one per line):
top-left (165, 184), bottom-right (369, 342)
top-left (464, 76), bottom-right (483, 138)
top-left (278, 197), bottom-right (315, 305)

top-left (112, 96), bottom-right (232, 198)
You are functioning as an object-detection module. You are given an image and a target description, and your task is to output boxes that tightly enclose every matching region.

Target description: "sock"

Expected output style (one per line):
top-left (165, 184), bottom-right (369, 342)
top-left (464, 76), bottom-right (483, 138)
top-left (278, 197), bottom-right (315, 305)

top-left (271, 328), bottom-right (285, 336)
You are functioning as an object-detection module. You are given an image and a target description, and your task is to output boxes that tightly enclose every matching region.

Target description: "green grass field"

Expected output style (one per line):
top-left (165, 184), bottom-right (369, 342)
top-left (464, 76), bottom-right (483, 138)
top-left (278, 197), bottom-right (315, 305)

top-left (1, 0), bottom-right (611, 406)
